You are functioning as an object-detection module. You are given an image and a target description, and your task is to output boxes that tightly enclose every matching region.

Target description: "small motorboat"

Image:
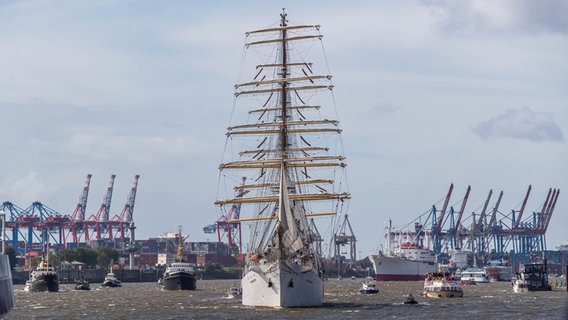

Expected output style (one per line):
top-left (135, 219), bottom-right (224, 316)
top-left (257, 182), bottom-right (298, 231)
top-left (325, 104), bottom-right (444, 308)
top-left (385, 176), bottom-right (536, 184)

top-left (358, 281), bottom-right (379, 294)
top-left (73, 278), bottom-right (90, 291)
top-left (512, 277), bottom-right (528, 293)
top-left (403, 294), bottom-right (418, 305)
top-left (73, 267), bottom-right (90, 290)
top-left (227, 286), bottom-right (242, 298)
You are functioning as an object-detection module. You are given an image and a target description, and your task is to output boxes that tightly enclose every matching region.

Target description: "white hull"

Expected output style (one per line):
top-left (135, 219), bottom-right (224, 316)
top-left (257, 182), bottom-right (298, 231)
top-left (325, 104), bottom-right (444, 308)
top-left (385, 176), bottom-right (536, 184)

top-left (369, 254), bottom-right (438, 281)
top-left (0, 255), bottom-right (14, 317)
top-left (242, 260), bottom-right (323, 307)
top-left (423, 289), bottom-right (463, 298)
top-left (460, 269), bottom-right (489, 283)
top-left (512, 280), bottom-right (528, 293)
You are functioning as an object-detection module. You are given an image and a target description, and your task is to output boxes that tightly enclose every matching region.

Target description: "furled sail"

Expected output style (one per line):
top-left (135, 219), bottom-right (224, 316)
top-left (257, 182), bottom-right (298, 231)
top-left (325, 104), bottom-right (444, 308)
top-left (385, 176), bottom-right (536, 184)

top-left (278, 165), bottom-right (305, 254)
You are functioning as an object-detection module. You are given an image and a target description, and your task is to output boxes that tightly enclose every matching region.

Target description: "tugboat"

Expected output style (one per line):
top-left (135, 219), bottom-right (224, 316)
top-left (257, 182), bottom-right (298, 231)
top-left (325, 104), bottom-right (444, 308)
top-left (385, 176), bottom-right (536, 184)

top-left (24, 235), bottom-right (59, 292)
top-left (24, 259), bottom-right (60, 292)
top-left (161, 226), bottom-right (196, 290)
top-left (101, 266), bottom-right (122, 288)
top-left (519, 256), bottom-right (552, 291)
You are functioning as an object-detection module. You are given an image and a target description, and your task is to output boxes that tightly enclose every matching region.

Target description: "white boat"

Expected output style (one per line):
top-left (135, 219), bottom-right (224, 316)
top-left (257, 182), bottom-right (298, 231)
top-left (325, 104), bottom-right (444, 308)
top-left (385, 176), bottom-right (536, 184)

top-left (459, 268), bottom-right (490, 283)
top-left (101, 267), bottom-right (122, 288)
top-left (214, 9), bottom-right (350, 308)
top-left (495, 265), bottom-right (513, 281)
top-left (369, 221), bottom-right (438, 281)
top-left (161, 226), bottom-right (196, 291)
top-left (422, 272), bottom-right (463, 298)
top-left (512, 278), bottom-right (528, 293)
top-left (227, 286), bottom-right (242, 298)
top-left (358, 281), bottom-right (379, 294)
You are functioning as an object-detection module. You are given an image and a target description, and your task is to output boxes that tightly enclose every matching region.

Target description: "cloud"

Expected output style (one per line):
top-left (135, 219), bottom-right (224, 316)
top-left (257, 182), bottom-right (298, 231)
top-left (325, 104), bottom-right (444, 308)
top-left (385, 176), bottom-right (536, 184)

top-left (424, 0), bottom-right (568, 35)
top-left (64, 133), bottom-right (217, 165)
top-left (472, 106), bottom-right (564, 142)
top-left (0, 171), bottom-right (53, 204)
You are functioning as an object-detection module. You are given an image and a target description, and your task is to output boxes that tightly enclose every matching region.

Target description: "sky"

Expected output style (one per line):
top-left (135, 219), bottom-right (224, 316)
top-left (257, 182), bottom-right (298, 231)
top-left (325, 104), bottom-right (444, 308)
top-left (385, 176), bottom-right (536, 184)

top-left (0, 0), bottom-right (566, 259)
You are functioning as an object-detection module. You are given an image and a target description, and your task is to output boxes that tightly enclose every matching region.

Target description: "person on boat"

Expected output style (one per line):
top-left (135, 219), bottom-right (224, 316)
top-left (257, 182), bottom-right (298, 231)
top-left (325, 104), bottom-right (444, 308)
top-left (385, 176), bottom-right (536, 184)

top-left (404, 293), bottom-right (418, 305)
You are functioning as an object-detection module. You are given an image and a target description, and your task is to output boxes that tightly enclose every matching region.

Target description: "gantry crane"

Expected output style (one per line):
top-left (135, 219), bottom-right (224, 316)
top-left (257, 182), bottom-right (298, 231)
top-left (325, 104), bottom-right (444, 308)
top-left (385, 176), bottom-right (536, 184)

top-left (85, 175), bottom-right (116, 240)
top-left (334, 214), bottom-right (357, 269)
top-left (66, 174), bottom-right (92, 244)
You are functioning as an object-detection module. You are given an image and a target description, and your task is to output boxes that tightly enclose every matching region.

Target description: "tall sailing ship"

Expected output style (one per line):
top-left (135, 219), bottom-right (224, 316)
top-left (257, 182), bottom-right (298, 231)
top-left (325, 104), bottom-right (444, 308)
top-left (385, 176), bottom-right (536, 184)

top-left (214, 10), bottom-right (350, 307)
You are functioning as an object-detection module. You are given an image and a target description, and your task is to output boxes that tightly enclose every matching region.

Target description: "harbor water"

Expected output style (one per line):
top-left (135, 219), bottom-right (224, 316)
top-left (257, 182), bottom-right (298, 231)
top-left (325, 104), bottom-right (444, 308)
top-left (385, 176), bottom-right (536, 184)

top-left (4, 279), bottom-right (567, 320)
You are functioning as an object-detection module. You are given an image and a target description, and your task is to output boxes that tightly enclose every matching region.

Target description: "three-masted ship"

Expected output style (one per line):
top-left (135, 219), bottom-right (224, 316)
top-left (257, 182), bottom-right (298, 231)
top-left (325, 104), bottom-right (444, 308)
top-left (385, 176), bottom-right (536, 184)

top-left (215, 10), bottom-right (350, 307)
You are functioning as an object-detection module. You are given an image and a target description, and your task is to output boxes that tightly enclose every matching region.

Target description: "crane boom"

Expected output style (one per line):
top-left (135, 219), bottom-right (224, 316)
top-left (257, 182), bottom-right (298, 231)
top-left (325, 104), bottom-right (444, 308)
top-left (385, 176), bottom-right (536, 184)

top-left (70, 174), bottom-right (92, 222)
top-left (437, 183), bottom-right (454, 230)
top-left (514, 185), bottom-right (531, 229)
top-left (488, 190), bottom-right (504, 228)
top-left (476, 189), bottom-right (493, 231)
top-left (538, 188), bottom-right (559, 232)
top-left (454, 185), bottom-right (471, 234)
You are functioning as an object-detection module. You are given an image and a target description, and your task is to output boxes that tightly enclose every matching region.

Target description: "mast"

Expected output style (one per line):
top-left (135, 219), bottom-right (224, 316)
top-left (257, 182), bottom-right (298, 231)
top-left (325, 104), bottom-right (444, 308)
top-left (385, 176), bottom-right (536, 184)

top-left (277, 9), bottom-right (288, 259)
top-left (215, 9), bottom-right (350, 261)
top-left (280, 8), bottom-right (288, 155)
top-left (176, 225), bottom-right (187, 263)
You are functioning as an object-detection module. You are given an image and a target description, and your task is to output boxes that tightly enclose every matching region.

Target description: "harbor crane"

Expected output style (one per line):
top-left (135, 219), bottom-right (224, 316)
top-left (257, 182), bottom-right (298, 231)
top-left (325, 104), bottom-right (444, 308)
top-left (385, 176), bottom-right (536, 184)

top-left (66, 174), bottom-right (92, 244)
top-left (84, 175), bottom-right (116, 240)
top-left (206, 177), bottom-right (249, 255)
top-left (1, 174), bottom-right (141, 255)
top-left (334, 214), bottom-right (357, 269)
top-left (407, 184), bottom-right (559, 267)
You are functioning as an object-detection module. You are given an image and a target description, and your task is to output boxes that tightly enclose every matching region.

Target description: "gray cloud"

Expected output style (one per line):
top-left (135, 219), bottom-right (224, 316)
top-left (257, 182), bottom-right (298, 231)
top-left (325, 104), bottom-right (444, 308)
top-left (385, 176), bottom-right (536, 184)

top-left (473, 106), bottom-right (564, 142)
top-left (424, 0), bottom-right (568, 35)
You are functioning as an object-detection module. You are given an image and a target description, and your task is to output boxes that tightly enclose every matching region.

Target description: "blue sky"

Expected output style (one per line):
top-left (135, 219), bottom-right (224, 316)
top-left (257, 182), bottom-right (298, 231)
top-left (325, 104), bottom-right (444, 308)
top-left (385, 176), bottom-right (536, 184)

top-left (0, 0), bottom-right (566, 258)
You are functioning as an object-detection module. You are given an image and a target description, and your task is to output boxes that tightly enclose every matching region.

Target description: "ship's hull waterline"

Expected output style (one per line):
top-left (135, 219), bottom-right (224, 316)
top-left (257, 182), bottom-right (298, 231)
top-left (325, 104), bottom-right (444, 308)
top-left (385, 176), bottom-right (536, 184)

top-left (25, 274), bottom-right (60, 292)
top-left (369, 254), bottom-right (438, 281)
top-left (162, 272), bottom-right (197, 291)
top-left (242, 260), bottom-right (323, 308)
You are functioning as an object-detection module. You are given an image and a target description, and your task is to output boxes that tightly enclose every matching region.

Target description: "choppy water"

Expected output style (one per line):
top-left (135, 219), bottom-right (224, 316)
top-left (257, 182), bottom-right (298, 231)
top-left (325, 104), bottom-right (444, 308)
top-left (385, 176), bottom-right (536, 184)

top-left (4, 279), bottom-right (567, 320)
